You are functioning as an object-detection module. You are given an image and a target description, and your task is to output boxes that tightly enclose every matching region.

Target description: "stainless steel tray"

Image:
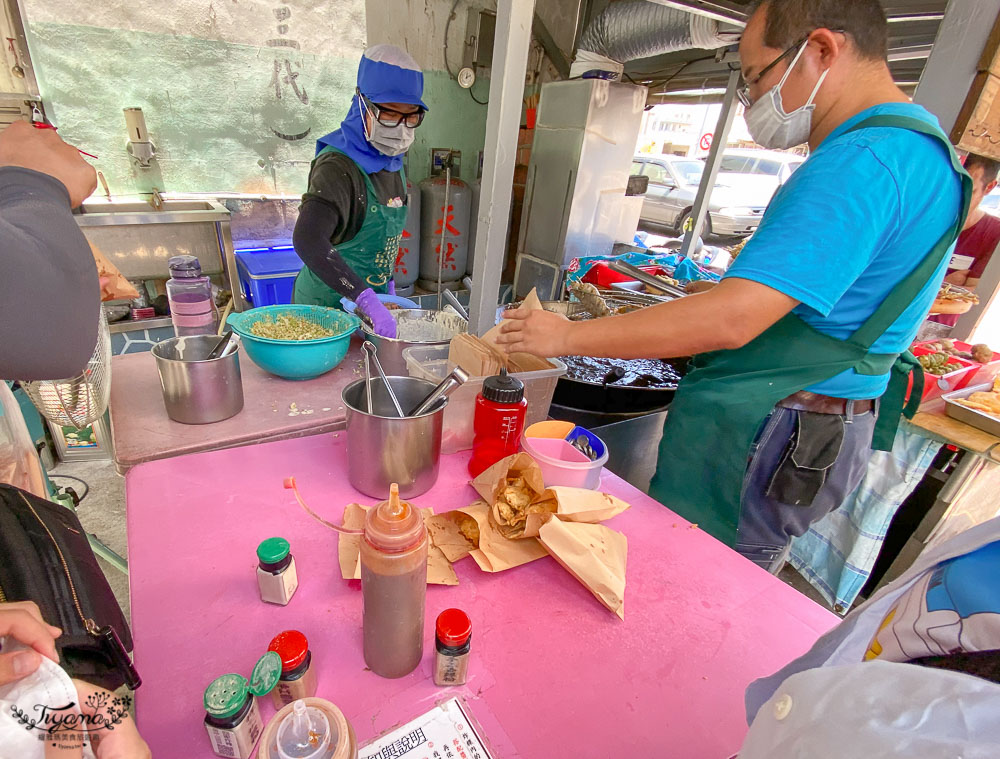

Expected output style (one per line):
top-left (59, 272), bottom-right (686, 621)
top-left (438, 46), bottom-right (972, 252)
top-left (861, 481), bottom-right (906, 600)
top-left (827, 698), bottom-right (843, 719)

top-left (943, 383), bottom-right (1000, 437)
top-left (609, 281), bottom-right (680, 303)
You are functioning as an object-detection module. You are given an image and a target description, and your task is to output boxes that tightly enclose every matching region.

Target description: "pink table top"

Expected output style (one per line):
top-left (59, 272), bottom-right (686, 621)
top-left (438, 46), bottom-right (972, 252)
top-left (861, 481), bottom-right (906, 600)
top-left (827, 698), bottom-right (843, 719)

top-left (125, 435), bottom-right (837, 758)
top-left (110, 340), bottom-right (366, 472)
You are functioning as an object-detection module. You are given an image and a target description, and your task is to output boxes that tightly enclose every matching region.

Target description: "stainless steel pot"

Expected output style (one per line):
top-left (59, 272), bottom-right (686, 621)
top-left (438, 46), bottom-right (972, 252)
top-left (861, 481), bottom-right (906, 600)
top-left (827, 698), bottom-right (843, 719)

top-left (342, 376), bottom-right (445, 499)
top-left (360, 309), bottom-right (466, 376)
top-left (152, 334), bottom-right (244, 424)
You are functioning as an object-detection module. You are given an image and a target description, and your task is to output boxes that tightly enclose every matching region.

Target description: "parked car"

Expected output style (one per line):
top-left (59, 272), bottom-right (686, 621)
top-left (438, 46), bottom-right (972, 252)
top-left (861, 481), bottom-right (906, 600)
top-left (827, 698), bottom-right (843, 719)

top-left (981, 186), bottom-right (1000, 217)
top-left (633, 154), bottom-right (773, 237)
top-left (716, 148), bottom-right (805, 187)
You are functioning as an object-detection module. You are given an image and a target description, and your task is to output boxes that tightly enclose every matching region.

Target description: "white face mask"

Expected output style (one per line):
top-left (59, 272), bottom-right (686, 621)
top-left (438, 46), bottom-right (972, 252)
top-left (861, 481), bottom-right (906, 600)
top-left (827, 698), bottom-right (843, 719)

top-left (745, 41), bottom-right (829, 150)
top-left (361, 98), bottom-right (416, 157)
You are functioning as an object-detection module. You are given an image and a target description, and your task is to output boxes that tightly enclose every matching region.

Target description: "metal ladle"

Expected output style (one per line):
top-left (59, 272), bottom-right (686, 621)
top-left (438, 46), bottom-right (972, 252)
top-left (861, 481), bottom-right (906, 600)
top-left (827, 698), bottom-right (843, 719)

top-left (407, 366), bottom-right (469, 416)
top-left (362, 340), bottom-right (405, 417)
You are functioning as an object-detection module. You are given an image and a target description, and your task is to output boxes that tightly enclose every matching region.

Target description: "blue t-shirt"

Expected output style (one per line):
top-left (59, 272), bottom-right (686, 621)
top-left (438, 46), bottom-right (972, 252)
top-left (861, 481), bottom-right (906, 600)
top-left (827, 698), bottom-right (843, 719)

top-left (724, 103), bottom-right (963, 398)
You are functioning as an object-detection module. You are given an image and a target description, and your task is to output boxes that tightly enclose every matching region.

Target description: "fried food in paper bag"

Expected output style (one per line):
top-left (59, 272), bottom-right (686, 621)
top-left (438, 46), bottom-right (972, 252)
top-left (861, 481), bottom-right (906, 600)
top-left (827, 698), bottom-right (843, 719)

top-left (454, 512), bottom-right (481, 546)
top-left (493, 475), bottom-right (557, 539)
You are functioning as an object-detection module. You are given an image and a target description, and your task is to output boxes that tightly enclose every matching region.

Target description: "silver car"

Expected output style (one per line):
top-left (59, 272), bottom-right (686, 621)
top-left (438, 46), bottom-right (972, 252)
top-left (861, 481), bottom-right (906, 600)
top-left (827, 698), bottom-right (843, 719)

top-left (633, 154), bottom-right (771, 237)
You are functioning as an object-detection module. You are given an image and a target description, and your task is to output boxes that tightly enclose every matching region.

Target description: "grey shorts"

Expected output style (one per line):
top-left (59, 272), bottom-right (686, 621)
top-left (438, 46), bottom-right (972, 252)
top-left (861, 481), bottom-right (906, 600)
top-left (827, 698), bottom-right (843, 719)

top-left (735, 404), bottom-right (877, 573)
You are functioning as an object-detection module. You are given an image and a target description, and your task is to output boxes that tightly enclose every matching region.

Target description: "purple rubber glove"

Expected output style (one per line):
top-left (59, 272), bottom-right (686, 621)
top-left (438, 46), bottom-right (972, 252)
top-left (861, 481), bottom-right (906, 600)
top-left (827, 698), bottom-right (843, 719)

top-left (355, 288), bottom-right (397, 338)
top-left (387, 279), bottom-right (396, 296)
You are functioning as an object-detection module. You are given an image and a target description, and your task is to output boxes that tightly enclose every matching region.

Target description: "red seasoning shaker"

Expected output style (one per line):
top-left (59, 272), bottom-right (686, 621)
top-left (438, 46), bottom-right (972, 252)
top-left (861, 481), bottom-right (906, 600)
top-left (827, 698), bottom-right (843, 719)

top-left (267, 629), bottom-right (317, 708)
top-left (468, 368), bottom-right (527, 477)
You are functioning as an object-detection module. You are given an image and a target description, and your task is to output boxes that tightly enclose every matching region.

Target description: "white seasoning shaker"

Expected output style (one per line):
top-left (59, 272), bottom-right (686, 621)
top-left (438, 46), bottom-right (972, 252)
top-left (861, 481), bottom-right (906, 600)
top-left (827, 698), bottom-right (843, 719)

top-left (257, 537), bottom-right (298, 605)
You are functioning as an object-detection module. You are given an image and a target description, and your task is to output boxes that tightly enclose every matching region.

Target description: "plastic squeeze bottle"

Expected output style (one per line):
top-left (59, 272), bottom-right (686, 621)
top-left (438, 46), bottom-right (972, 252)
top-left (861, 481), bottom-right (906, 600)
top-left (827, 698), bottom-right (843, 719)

top-left (360, 483), bottom-right (428, 678)
top-left (468, 367), bottom-right (527, 477)
top-left (166, 255), bottom-right (218, 337)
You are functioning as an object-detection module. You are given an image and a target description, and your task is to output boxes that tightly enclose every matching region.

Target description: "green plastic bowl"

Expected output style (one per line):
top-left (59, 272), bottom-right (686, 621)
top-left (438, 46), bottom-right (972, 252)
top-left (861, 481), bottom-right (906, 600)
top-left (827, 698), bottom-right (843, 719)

top-left (226, 305), bottom-right (360, 380)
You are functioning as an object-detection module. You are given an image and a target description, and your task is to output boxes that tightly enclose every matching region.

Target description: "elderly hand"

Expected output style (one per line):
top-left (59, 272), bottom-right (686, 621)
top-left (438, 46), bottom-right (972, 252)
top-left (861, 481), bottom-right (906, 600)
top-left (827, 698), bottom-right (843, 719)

top-left (73, 679), bottom-right (152, 759)
top-left (0, 600), bottom-right (62, 685)
top-left (0, 120), bottom-right (97, 207)
top-left (495, 307), bottom-right (573, 357)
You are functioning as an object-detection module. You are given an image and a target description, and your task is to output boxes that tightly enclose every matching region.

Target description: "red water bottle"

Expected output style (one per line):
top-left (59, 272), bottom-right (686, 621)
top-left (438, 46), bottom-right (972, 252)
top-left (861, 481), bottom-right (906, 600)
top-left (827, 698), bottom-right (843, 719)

top-left (469, 368), bottom-right (527, 477)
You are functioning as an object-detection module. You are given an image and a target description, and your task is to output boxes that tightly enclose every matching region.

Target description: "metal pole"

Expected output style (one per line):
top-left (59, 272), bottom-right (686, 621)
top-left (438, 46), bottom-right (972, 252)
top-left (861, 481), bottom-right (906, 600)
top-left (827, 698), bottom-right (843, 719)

top-left (681, 68), bottom-right (740, 256)
top-left (468, 0), bottom-right (537, 336)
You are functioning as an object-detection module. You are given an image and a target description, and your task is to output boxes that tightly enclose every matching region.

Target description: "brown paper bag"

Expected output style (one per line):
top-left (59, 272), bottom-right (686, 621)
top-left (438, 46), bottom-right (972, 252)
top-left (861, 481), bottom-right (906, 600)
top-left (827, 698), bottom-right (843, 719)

top-left (522, 486), bottom-right (631, 538)
top-left (538, 520), bottom-right (627, 620)
top-left (337, 503), bottom-right (459, 586)
top-left (426, 500), bottom-right (548, 573)
top-left (471, 453), bottom-right (553, 539)
top-left (481, 288), bottom-right (554, 372)
top-left (90, 243), bottom-right (139, 302)
top-left (448, 333), bottom-right (505, 376)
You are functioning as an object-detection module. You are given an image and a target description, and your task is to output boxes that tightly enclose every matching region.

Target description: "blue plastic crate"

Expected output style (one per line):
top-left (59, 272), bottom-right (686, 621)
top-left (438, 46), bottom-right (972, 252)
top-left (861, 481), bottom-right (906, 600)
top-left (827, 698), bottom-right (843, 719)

top-left (235, 248), bottom-right (304, 307)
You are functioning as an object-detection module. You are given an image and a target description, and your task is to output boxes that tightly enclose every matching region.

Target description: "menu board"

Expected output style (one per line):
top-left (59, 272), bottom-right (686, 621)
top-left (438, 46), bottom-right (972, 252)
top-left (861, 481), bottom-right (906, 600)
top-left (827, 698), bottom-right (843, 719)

top-left (359, 698), bottom-right (494, 759)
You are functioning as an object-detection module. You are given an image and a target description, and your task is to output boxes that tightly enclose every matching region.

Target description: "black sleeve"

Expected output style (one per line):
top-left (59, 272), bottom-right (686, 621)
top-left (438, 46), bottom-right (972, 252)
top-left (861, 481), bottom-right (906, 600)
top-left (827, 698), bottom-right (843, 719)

top-left (292, 152), bottom-right (369, 301)
top-left (0, 167), bottom-right (100, 380)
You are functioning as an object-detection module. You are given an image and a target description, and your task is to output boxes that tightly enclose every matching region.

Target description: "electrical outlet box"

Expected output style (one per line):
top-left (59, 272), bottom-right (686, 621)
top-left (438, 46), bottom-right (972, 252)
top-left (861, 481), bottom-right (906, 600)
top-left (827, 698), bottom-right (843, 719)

top-left (463, 9), bottom-right (496, 71)
top-left (430, 149), bottom-right (462, 178)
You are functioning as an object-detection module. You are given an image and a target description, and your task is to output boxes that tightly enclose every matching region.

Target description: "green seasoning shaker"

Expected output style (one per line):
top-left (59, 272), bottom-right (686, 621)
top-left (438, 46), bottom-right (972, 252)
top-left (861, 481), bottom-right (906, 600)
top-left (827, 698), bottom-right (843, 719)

top-left (257, 536), bottom-right (299, 605)
top-left (203, 651), bottom-right (281, 759)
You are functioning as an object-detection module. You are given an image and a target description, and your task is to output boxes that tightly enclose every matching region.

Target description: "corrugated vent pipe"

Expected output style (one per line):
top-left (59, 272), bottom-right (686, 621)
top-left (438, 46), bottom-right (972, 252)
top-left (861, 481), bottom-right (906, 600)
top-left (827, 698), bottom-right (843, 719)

top-left (571, 0), bottom-right (739, 79)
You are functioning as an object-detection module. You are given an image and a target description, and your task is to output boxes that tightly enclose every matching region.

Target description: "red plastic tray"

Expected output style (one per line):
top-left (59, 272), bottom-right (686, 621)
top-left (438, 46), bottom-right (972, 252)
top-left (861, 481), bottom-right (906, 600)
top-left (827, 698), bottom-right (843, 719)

top-left (580, 263), bottom-right (673, 288)
top-left (911, 342), bottom-right (980, 402)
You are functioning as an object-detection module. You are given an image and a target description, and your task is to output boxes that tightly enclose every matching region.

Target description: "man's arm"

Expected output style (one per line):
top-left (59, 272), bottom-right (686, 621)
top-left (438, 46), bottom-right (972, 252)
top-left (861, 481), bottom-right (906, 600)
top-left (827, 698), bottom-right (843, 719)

top-left (0, 167), bottom-right (99, 379)
top-left (498, 278), bottom-right (799, 358)
top-left (944, 269), bottom-right (970, 286)
top-left (292, 201), bottom-right (368, 300)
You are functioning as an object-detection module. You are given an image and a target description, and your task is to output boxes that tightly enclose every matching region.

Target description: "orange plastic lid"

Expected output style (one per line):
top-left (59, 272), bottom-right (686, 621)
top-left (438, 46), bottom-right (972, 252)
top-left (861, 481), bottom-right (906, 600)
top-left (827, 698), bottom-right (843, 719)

top-left (267, 630), bottom-right (309, 672)
top-left (364, 483), bottom-right (425, 553)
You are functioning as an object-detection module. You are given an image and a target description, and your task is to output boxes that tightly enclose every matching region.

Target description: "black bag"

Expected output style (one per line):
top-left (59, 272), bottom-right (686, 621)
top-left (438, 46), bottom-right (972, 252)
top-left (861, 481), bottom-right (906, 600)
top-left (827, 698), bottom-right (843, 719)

top-left (0, 483), bottom-right (140, 690)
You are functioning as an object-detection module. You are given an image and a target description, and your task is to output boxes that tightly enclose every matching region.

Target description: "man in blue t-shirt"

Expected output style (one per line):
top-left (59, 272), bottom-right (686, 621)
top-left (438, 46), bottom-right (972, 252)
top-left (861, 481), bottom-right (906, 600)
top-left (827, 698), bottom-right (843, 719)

top-left (498, 0), bottom-right (965, 572)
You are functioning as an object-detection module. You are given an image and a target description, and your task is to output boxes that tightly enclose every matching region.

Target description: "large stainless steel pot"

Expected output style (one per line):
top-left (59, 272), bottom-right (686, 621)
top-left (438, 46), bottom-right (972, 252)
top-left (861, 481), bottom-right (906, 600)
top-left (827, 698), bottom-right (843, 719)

top-left (342, 376), bottom-right (446, 499)
top-left (360, 309), bottom-right (467, 376)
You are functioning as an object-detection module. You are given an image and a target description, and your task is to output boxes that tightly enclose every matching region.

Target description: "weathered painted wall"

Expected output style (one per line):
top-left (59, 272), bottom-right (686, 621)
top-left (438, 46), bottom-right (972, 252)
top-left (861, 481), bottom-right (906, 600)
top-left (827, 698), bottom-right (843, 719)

top-left (21, 0), bottom-right (366, 194)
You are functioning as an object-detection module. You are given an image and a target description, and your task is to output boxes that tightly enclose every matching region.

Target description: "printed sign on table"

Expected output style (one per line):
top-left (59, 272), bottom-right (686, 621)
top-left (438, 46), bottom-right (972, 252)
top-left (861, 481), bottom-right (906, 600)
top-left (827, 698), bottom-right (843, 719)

top-left (359, 698), bottom-right (493, 759)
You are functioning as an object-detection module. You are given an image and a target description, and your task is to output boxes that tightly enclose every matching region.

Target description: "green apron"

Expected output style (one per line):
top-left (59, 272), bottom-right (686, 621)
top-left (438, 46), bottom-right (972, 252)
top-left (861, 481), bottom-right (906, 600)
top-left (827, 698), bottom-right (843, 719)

top-left (293, 146), bottom-right (408, 308)
top-left (649, 114), bottom-right (973, 547)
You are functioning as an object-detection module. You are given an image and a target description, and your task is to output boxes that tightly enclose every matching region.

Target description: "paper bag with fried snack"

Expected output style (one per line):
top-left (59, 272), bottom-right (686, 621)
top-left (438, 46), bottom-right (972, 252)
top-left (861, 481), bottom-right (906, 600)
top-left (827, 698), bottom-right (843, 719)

top-left (521, 486), bottom-right (631, 538)
top-left (427, 500), bottom-right (548, 572)
top-left (472, 452), bottom-right (556, 540)
top-left (337, 503), bottom-right (459, 586)
top-left (480, 288), bottom-right (553, 372)
top-left (90, 243), bottom-right (140, 302)
top-left (538, 519), bottom-right (627, 620)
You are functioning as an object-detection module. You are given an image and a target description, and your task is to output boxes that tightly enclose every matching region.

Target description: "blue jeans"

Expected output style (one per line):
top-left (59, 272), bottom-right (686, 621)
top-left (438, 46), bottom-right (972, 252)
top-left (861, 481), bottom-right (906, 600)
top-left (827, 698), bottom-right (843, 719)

top-left (736, 404), bottom-right (877, 573)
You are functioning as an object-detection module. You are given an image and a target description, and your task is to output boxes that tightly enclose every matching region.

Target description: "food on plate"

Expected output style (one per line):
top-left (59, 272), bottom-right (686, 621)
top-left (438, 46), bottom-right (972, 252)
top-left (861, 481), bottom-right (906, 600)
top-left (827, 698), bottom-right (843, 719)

top-left (643, 275), bottom-right (680, 295)
top-left (918, 351), bottom-right (963, 376)
top-left (249, 314), bottom-right (336, 340)
top-left (492, 476), bottom-right (557, 539)
top-left (972, 343), bottom-right (995, 364)
top-left (931, 283), bottom-right (979, 315)
top-left (954, 377), bottom-right (1000, 419)
top-left (570, 281), bottom-right (612, 318)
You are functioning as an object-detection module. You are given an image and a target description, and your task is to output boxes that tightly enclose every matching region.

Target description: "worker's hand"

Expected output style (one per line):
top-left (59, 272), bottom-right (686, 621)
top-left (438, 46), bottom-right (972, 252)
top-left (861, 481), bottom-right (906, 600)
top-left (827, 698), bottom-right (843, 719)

top-left (356, 288), bottom-right (397, 338)
top-left (496, 307), bottom-right (572, 357)
top-left (73, 679), bottom-right (151, 759)
top-left (0, 600), bottom-right (62, 685)
top-left (0, 120), bottom-right (97, 207)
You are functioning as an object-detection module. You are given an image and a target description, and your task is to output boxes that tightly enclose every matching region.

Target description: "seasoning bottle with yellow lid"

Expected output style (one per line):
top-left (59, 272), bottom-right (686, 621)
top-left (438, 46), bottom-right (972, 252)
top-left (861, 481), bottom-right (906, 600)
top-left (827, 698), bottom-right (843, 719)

top-left (360, 483), bottom-right (428, 678)
top-left (257, 536), bottom-right (298, 605)
top-left (268, 629), bottom-right (317, 708)
top-left (203, 650), bottom-right (281, 759)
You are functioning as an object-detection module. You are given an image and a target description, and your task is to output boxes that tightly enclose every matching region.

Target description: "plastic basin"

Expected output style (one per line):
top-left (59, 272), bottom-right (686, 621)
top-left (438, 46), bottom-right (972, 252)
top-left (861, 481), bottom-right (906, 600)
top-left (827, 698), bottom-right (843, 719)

top-left (226, 305), bottom-right (359, 380)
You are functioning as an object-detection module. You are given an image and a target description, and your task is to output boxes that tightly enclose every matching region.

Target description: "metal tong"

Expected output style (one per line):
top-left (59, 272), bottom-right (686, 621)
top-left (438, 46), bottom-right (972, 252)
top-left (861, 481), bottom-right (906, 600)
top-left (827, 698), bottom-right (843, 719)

top-left (609, 261), bottom-right (688, 299)
top-left (408, 366), bottom-right (469, 416)
top-left (362, 340), bottom-right (405, 417)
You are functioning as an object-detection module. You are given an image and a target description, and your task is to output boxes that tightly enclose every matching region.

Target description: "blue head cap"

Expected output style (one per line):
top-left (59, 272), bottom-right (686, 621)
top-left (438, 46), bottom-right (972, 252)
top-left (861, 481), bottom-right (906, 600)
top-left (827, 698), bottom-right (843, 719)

top-left (315, 45), bottom-right (426, 174)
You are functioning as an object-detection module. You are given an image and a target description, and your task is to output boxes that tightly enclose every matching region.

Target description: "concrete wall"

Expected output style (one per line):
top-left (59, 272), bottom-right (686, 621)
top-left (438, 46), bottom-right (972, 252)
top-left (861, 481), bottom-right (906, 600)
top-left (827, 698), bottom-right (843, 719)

top-left (21, 0), bottom-right (366, 194)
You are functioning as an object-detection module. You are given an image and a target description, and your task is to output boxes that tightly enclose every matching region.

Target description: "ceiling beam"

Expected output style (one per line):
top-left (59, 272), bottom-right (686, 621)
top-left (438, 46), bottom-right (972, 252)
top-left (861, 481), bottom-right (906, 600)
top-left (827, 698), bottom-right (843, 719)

top-left (646, 0), bottom-right (748, 26)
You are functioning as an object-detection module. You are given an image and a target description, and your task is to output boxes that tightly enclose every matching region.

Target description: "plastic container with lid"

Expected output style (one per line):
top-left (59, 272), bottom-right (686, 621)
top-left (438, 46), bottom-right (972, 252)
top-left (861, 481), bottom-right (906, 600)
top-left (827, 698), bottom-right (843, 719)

top-left (258, 698), bottom-right (358, 759)
top-left (521, 422), bottom-right (609, 490)
top-left (167, 255), bottom-right (219, 337)
top-left (404, 344), bottom-right (566, 454)
top-left (203, 651), bottom-right (282, 759)
top-left (360, 483), bottom-right (428, 678)
top-left (257, 537), bottom-right (299, 605)
top-left (268, 630), bottom-right (317, 707)
top-left (468, 368), bottom-right (528, 478)
top-left (434, 608), bottom-right (472, 686)
top-left (235, 248), bottom-right (304, 307)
